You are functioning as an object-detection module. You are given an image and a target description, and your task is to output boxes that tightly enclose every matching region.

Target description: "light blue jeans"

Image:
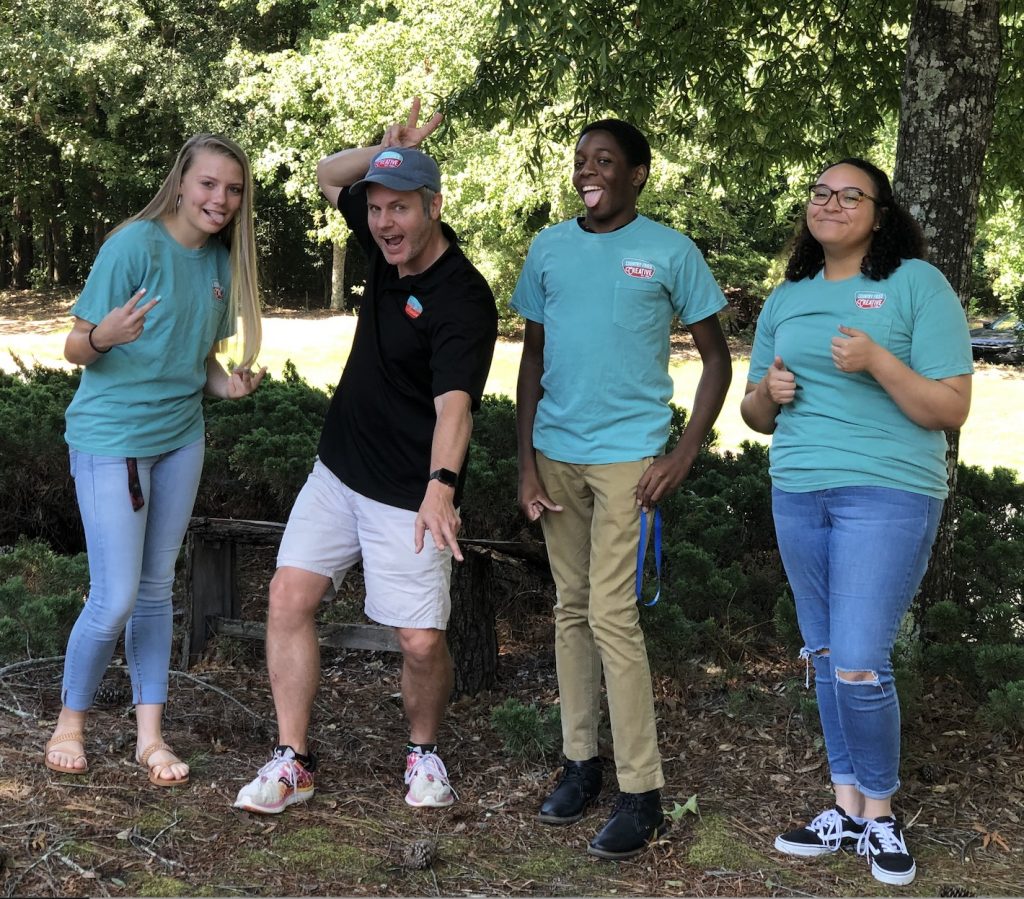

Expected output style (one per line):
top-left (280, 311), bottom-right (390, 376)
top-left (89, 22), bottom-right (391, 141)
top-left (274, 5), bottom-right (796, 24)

top-left (772, 485), bottom-right (942, 799)
top-left (62, 438), bottom-right (204, 710)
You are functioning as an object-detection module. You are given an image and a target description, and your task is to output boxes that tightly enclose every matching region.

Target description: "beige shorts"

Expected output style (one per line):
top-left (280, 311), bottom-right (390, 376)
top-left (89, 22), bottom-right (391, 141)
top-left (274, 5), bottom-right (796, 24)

top-left (277, 459), bottom-right (453, 630)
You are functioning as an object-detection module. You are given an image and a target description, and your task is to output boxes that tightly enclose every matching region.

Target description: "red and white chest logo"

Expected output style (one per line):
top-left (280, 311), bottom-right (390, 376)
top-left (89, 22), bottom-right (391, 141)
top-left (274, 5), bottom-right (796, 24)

top-left (622, 258), bottom-right (655, 279)
top-left (855, 292), bottom-right (885, 309)
top-left (212, 279), bottom-right (225, 301)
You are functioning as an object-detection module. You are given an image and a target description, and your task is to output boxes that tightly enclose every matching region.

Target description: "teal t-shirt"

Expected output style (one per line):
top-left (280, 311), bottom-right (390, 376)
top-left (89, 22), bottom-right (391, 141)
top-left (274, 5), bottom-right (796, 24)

top-left (65, 219), bottom-right (235, 456)
top-left (748, 259), bottom-right (973, 499)
top-left (511, 216), bottom-right (727, 463)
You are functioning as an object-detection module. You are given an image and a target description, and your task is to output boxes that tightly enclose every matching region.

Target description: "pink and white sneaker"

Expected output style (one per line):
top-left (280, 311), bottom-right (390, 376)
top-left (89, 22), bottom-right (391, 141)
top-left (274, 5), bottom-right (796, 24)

top-left (233, 746), bottom-right (315, 814)
top-left (404, 750), bottom-right (456, 808)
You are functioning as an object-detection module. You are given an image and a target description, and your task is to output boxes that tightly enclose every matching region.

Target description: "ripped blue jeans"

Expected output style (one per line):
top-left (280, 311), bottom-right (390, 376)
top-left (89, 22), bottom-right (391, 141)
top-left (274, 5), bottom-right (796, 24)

top-left (772, 486), bottom-right (942, 799)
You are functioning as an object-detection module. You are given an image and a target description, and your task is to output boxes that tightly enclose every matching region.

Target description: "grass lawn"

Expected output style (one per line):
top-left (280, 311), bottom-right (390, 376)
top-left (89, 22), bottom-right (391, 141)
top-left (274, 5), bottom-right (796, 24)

top-left (2, 308), bottom-right (1021, 475)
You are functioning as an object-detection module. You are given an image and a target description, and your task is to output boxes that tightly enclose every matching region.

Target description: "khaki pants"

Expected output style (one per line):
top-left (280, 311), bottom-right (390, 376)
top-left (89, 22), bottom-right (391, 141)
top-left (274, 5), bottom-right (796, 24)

top-left (536, 452), bottom-right (665, 794)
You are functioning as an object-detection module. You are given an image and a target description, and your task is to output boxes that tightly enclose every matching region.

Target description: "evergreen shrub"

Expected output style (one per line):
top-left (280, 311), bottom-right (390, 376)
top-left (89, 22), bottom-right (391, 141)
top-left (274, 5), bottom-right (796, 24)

top-left (2, 366), bottom-right (1022, 736)
top-left (980, 680), bottom-right (1024, 735)
top-left (0, 538), bottom-right (88, 662)
top-left (0, 362), bottom-right (82, 551)
top-left (489, 697), bottom-right (561, 760)
top-left (200, 361), bottom-right (328, 521)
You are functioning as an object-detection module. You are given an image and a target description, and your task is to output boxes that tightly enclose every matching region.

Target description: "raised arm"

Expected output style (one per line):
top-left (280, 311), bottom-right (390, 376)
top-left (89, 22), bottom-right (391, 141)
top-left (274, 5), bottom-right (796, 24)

top-left (316, 97), bottom-right (443, 207)
top-left (64, 289), bottom-right (160, 365)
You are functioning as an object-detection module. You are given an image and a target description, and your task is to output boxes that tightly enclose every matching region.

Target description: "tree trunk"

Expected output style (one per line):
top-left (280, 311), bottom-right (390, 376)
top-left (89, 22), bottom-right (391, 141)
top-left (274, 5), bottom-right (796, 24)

top-left (446, 546), bottom-right (498, 697)
top-left (893, 0), bottom-right (1000, 613)
top-left (329, 240), bottom-right (346, 311)
top-left (0, 224), bottom-right (11, 289)
top-left (11, 195), bottom-right (33, 288)
top-left (49, 151), bottom-right (71, 284)
top-left (92, 182), bottom-right (108, 254)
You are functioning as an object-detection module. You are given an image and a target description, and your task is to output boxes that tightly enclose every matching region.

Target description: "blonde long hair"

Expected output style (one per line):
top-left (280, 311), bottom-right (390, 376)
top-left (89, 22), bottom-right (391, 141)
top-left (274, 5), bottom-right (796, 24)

top-left (114, 134), bottom-right (262, 367)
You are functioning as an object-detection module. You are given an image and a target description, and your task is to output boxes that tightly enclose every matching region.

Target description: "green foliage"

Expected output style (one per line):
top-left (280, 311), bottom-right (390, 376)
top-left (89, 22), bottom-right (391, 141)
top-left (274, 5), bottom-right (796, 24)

top-left (641, 601), bottom-right (716, 681)
top-left (0, 364), bottom-right (1021, 742)
top-left (0, 538), bottom-right (87, 662)
top-left (772, 589), bottom-right (801, 653)
top-left (975, 644), bottom-right (1024, 689)
top-left (489, 697), bottom-right (560, 760)
top-left (200, 362), bottom-right (329, 521)
top-left (918, 465), bottom-right (1024, 725)
top-left (462, 394), bottom-right (520, 539)
top-left (980, 680), bottom-right (1024, 736)
top-left (0, 363), bottom-right (82, 550)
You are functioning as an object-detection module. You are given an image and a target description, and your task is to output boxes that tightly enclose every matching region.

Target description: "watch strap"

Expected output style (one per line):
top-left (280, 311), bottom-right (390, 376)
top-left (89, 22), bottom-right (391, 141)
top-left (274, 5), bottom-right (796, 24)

top-left (429, 467), bottom-right (458, 487)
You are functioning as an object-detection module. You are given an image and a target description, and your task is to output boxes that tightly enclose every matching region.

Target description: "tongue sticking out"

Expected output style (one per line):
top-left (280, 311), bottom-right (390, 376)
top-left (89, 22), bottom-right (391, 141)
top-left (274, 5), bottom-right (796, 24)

top-left (583, 189), bottom-right (603, 209)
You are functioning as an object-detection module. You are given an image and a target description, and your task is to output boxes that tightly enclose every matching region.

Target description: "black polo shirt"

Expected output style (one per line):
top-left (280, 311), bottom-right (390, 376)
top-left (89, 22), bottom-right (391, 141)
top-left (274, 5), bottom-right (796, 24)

top-left (317, 187), bottom-right (497, 511)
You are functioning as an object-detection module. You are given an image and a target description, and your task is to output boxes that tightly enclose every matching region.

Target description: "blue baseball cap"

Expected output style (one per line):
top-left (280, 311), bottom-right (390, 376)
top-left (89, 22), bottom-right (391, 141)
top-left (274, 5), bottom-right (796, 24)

top-left (350, 147), bottom-right (442, 194)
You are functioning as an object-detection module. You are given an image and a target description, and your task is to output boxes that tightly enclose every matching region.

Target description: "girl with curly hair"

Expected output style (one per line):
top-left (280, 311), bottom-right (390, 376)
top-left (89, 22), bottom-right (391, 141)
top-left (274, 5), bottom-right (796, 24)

top-left (741, 158), bottom-right (972, 885)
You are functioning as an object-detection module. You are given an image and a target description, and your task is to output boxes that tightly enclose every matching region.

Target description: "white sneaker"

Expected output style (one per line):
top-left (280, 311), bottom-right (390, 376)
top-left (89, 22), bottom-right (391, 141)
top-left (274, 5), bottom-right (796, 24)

top-left (233, 746), bottom-right (315, 815)
top-left (404, 750), bottom-right (456, 808)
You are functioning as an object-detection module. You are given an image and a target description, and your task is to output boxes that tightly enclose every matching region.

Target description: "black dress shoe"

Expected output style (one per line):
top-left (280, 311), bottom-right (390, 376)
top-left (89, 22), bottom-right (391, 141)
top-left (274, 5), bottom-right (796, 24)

top-left (537, 757), bottom-right (602, 825)
top-left (587, 789), bottom-right (669, 859)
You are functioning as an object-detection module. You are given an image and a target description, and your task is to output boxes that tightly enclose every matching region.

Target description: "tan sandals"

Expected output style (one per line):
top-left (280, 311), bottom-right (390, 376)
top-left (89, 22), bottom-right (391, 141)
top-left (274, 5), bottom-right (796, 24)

top-left (138, 742), bottom-right (190, 787)
top-left (44, 731), bottom-right (89, 774)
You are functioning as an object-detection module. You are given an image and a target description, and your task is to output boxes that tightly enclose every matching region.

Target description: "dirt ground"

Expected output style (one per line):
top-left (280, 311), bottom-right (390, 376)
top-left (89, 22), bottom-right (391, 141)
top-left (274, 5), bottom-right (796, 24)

top-left (1, 544), bottom-right (1023, 899)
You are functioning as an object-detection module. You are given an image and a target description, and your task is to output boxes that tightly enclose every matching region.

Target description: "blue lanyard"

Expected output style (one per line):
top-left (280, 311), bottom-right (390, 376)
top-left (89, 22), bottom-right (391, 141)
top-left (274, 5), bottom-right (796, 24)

top-left (635, 506), bottom-right (662, 607)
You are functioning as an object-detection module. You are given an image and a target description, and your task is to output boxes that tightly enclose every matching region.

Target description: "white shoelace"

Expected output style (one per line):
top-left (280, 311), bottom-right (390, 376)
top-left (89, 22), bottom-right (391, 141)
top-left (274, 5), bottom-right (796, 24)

top-left (259, 751), bottom-right (299, 788)
top-left (405, 752), bottom-right (458, 797)
top-left (857, 818), bottom-right (907, 857)
top-left (806, 808), bottom-right (846, 848)
top-left (405, 752), bottom-right (447, 784)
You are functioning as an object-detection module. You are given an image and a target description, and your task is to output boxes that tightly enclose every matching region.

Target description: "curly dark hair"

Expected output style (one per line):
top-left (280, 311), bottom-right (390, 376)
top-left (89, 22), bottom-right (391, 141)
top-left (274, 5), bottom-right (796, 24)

top-left (785, 158), bottom-right (925, 282)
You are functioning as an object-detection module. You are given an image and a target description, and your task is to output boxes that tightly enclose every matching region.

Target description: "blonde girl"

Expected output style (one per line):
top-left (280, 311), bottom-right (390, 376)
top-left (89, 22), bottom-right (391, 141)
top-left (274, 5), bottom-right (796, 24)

top-left (44, 134), bottom-right (265, 786)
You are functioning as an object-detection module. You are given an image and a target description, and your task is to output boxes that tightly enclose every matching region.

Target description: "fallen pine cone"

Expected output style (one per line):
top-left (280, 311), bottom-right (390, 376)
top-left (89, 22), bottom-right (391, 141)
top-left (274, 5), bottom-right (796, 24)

top-left (401, 839), bottom-right (438, 870)
top-left (939, 885), bottom-right (976, 898)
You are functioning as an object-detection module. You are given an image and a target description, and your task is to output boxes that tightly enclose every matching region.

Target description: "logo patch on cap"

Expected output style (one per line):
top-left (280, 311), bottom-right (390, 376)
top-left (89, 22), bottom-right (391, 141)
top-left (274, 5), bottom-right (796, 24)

top-left (622, 258), bottom-right (656, 279)
top-left (212, 279), bottom-right (225, 301)
top-left (405, 296), bottom-right (423, 319)
top-left (374, 150), bottom-right (404, 170)
top-left (855, 291), bottom-right (885, 309)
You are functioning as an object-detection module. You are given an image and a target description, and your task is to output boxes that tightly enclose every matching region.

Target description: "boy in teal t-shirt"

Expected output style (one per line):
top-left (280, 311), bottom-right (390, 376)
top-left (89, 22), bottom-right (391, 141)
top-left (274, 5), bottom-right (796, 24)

top-left (513, 118), bottom-right (732, 860)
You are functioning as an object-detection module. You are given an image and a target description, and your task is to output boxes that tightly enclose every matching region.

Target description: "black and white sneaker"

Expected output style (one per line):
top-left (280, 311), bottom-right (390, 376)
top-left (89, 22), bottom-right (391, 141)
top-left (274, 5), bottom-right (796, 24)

top-left (857, 816), bottom-right (916, 885)
top-left (775, 806), bottom-right (866, 857)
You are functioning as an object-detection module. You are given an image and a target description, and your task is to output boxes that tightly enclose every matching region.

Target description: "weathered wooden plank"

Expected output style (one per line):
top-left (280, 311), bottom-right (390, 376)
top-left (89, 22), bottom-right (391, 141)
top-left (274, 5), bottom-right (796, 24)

top-left (211, 617), bottom-right (401, 653)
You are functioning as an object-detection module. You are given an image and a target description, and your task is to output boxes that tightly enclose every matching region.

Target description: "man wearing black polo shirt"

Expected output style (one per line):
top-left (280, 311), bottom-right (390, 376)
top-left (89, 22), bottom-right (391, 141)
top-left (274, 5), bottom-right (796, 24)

top-left (233, 100), bottom-right (497, 814)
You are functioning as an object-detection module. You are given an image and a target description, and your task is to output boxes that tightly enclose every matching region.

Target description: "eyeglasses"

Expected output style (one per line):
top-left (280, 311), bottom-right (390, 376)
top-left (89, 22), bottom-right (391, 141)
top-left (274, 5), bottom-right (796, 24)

top-left (808, 185), bottom-right (879, 209)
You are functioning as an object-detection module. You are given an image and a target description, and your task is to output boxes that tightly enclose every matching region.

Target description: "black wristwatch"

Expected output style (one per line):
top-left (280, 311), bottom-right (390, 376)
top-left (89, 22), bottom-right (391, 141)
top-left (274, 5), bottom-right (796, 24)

top-left (428, 467), bottom-right (458, 488)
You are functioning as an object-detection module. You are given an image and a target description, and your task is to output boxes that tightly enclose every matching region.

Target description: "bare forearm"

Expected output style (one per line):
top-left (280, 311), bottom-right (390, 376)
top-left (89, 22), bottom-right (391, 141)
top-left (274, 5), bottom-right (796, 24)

top-left (431, 391), bottom-right (473, 474)
top-left (670, 349), bottom-right (731, 464)
top-left (516, 366), bottom-right (543, 476)
top-left (316, 144), bottom-right (383, 200)
top-left (516, 324), bottom-right (545, 476)
top-left (741, 379), bottom-right (781, 434)
top-left (868, 352), bottom-right (971, 430)
top-left (204, 356), bottom-right (231, 398)
top-left (64, 321), bottom-right (105, 366)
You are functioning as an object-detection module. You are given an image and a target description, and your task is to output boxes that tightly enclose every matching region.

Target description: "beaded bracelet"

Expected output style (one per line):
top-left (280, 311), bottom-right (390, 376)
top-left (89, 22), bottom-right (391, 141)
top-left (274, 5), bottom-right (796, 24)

top-left (88, 325), bottom-right (111, 354)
